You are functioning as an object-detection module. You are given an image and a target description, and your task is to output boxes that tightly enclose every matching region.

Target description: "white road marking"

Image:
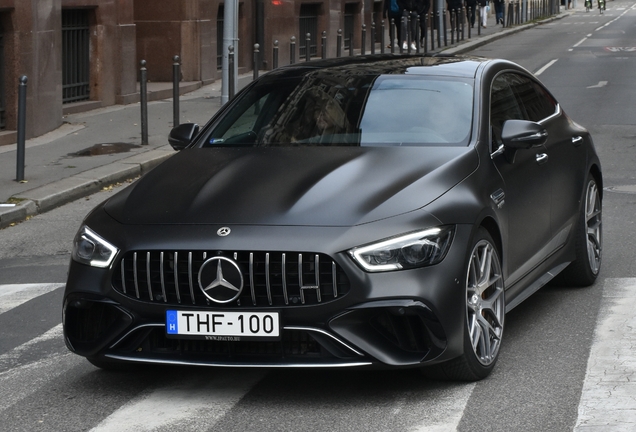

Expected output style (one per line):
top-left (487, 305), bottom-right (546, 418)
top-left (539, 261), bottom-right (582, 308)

top-left (587, 81), bottom-right (608, 89)
top-left (410, 384), bottom-right (476, 432)
top-left (89, 370), bottom-right (266, 432)
top-left (0, 283), bottom-right (65, 314)
top-left (575, 278), bottom-right (636, 431)
top-left (573, 37), bottom-right (588, 48)
top-left (534, 59), bottom-right (559, 76)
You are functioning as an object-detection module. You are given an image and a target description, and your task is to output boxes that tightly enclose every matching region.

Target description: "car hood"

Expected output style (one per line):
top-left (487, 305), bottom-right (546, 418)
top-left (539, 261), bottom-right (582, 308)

top-left (104, 146), bottom-right (478, 226)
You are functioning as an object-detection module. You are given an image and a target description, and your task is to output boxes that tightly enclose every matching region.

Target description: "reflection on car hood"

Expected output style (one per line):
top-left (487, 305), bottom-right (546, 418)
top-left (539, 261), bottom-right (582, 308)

top-left (104, 147), bottom-right (477, 226)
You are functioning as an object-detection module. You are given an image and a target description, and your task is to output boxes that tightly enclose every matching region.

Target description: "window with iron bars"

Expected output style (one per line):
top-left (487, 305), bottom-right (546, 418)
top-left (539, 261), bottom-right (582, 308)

top-left (217, 5), bottom-right (224, 70)
top-left (344, 4), bottom-right (356, 50)
top-left (299, 4), bottom-right (320, 59)
top-left (62, 9), bottom-right (90, 104)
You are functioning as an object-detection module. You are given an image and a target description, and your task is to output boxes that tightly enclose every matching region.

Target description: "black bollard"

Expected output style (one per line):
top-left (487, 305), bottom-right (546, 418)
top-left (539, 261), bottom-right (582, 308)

top-left (16, 76), bottom-right (27, 182)
top-left (253, 44), bottom-right (260, 80)
top-left (273, 40), bottom-right (279, 69)
top-left (172, 55), bottom-right (180, 128)
top-left (305, 33), bottom-right (311, 62)
top-left (337, 29), bottom-right (343, 58)
top-left (322, 31), bottom-right (327, 59)
top-left (391, 18), bottom-right (396, 53)
top-left (381, 20), bottom-right (385, 54)
top-left (228, 46), bottom-right (235, 99)
top-left (290, 36), bottom-right (296, 64)
top-left (362, 24), bottom-right (366, 56)
top-left (371, 22), bottom-right (376, 55)
top-left (140, 60), bottom-right (148, 145)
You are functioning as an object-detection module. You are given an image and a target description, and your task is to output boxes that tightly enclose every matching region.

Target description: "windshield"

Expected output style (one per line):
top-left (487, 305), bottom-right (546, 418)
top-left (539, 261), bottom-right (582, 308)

top-left (203, 72), bottom-right (474, 148)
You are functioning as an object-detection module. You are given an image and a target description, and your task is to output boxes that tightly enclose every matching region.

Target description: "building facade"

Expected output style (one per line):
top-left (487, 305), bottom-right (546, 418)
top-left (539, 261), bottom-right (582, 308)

top-left (0, 0), bottom-right (381, 145)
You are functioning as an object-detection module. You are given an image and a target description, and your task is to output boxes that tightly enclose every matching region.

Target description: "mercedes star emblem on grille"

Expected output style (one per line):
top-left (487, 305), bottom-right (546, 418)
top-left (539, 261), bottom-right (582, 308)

top-left (197, 257), bottom-right (244, 303)
top-left (217, 227), bottom-right (231, 236)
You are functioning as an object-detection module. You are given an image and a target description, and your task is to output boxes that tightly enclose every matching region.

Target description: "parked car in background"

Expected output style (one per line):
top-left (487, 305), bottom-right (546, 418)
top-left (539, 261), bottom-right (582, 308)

top-left (63, 54), bottom-right (602, 381)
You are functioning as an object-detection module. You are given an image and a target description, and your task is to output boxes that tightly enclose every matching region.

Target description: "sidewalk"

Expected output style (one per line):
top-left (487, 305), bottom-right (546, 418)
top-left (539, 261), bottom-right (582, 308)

top-left (0, 7), bottom-right (576, 229)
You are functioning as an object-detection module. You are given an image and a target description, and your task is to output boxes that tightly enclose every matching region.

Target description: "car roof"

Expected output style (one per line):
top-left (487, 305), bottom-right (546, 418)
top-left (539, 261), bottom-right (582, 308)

top-left (268, 54), bottom-right (490, 79)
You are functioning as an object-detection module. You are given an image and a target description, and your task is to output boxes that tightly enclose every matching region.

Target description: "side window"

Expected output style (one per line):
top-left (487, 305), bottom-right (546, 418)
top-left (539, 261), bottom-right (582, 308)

top-left (507, 74), bottom-right (557, 122)
top-left (490, 75), bottom-right (523, 152)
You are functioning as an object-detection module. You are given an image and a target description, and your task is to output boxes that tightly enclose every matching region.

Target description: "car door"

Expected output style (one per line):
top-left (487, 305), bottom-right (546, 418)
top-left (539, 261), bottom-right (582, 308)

top-left (509, 75), bottom-right (586, 240)
top-left (490, 73), bottom-right (553, 285)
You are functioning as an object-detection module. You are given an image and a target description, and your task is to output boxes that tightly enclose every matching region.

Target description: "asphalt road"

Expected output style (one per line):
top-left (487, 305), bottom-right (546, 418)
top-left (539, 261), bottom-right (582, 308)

top-left (1, 3), bottom-right (636, 431)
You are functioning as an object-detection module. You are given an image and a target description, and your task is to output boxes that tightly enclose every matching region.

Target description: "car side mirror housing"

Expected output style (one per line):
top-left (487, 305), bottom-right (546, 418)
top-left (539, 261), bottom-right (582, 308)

top-left (501, 120), bottom-right (548, 150)
top-left (168, 123), bottom-right (199, 151)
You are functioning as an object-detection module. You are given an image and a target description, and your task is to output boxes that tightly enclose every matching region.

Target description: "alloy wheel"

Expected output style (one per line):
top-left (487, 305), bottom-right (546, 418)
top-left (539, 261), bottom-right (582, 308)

top-left (585, 179), bottom-right (602, 275)
top-left (466, 240), bottom-right (505, 366)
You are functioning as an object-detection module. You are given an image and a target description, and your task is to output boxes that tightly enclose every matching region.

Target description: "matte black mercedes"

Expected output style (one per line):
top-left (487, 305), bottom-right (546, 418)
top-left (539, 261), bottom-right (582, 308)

top-left (63, 55), bottom-right (602, 380)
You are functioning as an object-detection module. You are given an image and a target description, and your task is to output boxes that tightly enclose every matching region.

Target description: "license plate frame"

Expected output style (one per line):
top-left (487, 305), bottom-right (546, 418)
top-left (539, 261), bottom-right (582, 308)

top-left (165, 310), bottom-right (281, 341)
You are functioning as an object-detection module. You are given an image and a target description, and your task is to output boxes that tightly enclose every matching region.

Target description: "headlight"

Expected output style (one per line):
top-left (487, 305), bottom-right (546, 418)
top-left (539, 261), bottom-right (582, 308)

top-left (349, 226), bottom-right (454, 272)
top-left (72, 226), bottom-right (119, 268)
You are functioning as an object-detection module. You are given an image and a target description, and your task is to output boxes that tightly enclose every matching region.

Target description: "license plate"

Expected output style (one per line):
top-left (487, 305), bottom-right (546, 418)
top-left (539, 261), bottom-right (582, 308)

top-left (166, 310), bottom-right (280, 340)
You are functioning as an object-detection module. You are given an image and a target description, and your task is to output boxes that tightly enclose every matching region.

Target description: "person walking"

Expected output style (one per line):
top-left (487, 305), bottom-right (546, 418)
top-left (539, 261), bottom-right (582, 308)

top-left (398, 0), bottom-right (419, 51)
top-left (416, 0), bottom-right (430, 46)
top-left (493, 0), bottom-right (504, 25)
top-left (384, 0), bottom-right (404, 48)
top-left (478, 0), bottom-right (488, 28)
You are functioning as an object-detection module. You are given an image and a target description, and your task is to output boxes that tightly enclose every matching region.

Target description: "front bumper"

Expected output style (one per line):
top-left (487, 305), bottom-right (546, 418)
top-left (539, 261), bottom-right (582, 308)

top-left (63, 224), bottom-right (473, 369)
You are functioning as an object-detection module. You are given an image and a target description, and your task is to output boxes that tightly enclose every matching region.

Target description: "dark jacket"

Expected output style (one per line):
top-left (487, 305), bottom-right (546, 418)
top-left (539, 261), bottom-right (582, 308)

top-left (384, 0), bottom-right (403, 18)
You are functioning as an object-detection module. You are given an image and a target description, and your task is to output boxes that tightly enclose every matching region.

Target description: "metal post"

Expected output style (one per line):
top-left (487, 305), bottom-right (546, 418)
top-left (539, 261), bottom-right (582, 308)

top-left (416, 15), bottom-right (420, 53)
top-left (228, 46), bottom-right (235, 99)
top-left (443, 10), bottom-right (447, 47)
top-left (273, 40), bottom-right (279, 69)
top-left (172, 55), bottom-right (180, 128)
top-left (451, 10), bottom-right (455, 44)
top-left (362, 24), bottom-right (366, 56)
top-left (381, 20), bottom-right (385, 54)
top-left (337, 29), bottom-right (342, 57)
top-left (431, 11), bottom-right (436, 51)
top-left (140, 60), bottom-right (148, 145)
top-left (371, 22), bottom-right (376, 55)
top-left (437, 10), bottom-right (442, 48)
top-left (468, 7), bottom-right (472, 37)
top-left (290, 36), bottom-right (296, 64)
top-left (322, 31), bottom-right (327, 59)
top-left (423, 13), bottom-right (428, 54)
top-left (391, 19), bottom-right (396, 53)
top-left (478, 8), bottom-right (482, 35)
top-left (305, 33), bottom-right (311, 61)
top-left (16, 76), bottom-right (27, 182)
top-left (407, 15), bottom-right (412, 53)
top-left (253, 44), bottom-right (260, 79)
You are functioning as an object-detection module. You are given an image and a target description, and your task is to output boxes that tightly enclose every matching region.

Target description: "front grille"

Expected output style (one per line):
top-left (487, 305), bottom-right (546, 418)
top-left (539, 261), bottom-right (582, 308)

top-left (112, 250), bottom-right (350, 307)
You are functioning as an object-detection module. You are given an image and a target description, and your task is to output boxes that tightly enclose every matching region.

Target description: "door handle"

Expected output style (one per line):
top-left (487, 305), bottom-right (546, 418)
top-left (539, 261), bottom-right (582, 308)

top-left (536, 153), bottom-right (548, 165)
top-left (572, 136), bottom-right (583, 146)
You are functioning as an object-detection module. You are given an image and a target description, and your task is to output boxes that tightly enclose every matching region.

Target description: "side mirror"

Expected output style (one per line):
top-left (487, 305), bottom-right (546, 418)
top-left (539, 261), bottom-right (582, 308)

top-left (168, 123), bottom-right (199, 151)
top-left (501, 120), bottom-right (548, 150)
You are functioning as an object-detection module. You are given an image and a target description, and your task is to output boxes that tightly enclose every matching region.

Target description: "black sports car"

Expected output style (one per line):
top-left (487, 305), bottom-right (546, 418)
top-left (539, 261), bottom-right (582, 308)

top-left (63, 54), bottom-right (602, 381)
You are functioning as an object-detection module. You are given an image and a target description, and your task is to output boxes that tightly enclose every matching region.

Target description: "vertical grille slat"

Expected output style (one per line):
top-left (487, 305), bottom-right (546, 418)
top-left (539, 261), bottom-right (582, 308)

top-left (146, 252), bottom-right (154, 301)
top-left (282, 253), bottom-right (289, 305)
top-left (160, 252), bottom-right (167, 303)
top-left (174, 252), bottom-right (181, 304)
top-left (265, 253), bottom-right (273, 305)
top-left (113, 250), bottom-right (350, 307)
top-left (133, 252), bottom-right (140, 299)
top-left (188, 252), bottom-right (196, 304)
top-left (249, 253), bottom-right (256, 306)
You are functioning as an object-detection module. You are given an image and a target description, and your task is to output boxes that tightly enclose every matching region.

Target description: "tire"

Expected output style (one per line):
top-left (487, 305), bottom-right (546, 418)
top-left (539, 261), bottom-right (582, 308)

top-left (552, 176), bottom-right (602, 287)
top-left (424, 228), bottom-right (505, 381)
